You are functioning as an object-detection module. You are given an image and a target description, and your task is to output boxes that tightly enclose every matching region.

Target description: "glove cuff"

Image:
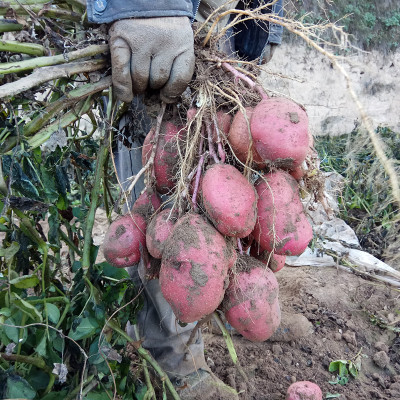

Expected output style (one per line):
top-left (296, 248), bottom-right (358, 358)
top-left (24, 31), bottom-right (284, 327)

top-left (87, 0), bottom-right (199, 24)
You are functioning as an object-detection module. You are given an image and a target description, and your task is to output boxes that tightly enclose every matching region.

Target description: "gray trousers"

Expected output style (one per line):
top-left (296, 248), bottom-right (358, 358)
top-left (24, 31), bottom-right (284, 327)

top-left (115, 98), bottom-right (207, 378)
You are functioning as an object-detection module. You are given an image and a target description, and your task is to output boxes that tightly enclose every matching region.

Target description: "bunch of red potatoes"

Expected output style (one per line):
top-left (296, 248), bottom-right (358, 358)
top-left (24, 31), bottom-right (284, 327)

top-left (103, 96), bottom-right (314, 343)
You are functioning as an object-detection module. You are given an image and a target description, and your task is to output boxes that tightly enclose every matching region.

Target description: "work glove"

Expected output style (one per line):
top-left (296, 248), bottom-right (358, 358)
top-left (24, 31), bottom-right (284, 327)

top-left (109, 17), bottom-right (195, 103)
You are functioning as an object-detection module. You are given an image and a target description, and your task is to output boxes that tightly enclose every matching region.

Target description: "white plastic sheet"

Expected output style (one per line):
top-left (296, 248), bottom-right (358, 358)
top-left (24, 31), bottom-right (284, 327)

top-left (288, 172), bottom-right (400, 286)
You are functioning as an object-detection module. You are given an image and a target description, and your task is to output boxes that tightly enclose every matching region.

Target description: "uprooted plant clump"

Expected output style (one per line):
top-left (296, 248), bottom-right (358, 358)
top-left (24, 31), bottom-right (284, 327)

top-left (1, 1), bottom-right (400, 399)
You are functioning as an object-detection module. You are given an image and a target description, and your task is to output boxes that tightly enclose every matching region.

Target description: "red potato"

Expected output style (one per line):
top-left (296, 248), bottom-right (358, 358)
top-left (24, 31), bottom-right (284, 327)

top-left (212, 110), bottom-right (232, 141)
top-left (269, 253), bottom-right (286, 272)
top-left (289, 164), bottom-right (306, 181)
top-left (142, 121), bottom-right (185, 194)
top-left (201, 164), bottom-right (257, 238)
top-left (251, 98), bottom-right (309, 169)
top-left (159, 213), bottom-right (236, 323)
top-left (228, 107), bottom-right (265, 167)
top-left (223, 255), bottom-right (281, 342)
top-left (250, 245), bottom-right (286, 273)
top-left (131, 189), bottom-right (161, 221)
top-left (286, 381), bottom-right (323, 400)
top-left (140, 245), bottom-right (161, 280)
top-left (289, 131), bottom-right (314, 180)
top-left (252, 170), bottom-right (313, 256)
top-left (103, 190), bottom-right (160, 268)
top-left (103, 213), bottom-right (146, 268)
top-left (146, 209), bottom-right (177, 259)
top-left (186, 107), bottom-right (197, 122)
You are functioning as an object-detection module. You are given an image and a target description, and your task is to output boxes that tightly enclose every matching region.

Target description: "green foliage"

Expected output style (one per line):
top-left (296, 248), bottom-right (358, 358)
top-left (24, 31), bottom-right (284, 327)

top-left (0, 2), bottom-right (181, 398)
top-left (292, 0), bottom-right (400, 50)
top-left (0, 95), bottom-right (146, 399)
top-left (369, 313), bottom-right (400, 333)
top-left (0, 373), bottom-right (37, 399)
top-left (328, 357), bottom-right (360, 386)
top-left (315, 127), bottom-right (400, 262)
top-left (383, 13), bottom-right (400, 27)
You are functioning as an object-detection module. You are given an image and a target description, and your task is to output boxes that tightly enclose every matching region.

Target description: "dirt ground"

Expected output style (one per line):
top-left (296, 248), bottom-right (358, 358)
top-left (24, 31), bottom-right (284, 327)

top-left (93, 209), bottom-right (400, 399)
top-left (203, 266), bottom-right (400, 400)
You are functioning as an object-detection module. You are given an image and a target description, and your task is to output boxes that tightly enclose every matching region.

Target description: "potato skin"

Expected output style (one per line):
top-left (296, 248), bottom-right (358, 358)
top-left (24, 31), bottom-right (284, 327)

top-left (286, 381), bottom-right (322, 400)
top-left (252, 171), bottom-right (313, 256)
top-left (250, 245), bottom-right (286, 273)
top-left (213, 110), bottom-right (232, 141)
top-left (159, 213), bottom-right (235, 323)
top-left (228, 107), bottom-right (265, 167)
top-left (289, 164), bottom-right (306, 181)
top-left (251, 98), bottom-right (309, 169)
top-left (202, 164), bottom-right (257, 238)
top-left (146, 209), bottom-right (177, 259)
top-left (131, 190), bottom-right (161, 221)
top-left (103, 190), bottom-right (160, 268)
top-left (186, 107), bottom-right (197, 122)
top-left (103, 213), bottom-right (146, 268)
top-left (142, 121), bottom-right (184, 194)
top-left (187, 109), bottom-right (230, 139)
top-left (223, 255), bottom-right (281, 342)
top-left (140, 246), bottom-right (161, 280)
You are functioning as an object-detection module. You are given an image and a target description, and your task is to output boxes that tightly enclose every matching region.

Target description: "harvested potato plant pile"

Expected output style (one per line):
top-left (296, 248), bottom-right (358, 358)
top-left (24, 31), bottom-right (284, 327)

top-left (103, 20), bottom-right (323, 344)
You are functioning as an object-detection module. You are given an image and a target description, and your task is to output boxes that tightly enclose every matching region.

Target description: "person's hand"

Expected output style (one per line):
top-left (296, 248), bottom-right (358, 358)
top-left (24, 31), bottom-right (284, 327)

top-left (109, 17), bottom-right (195, 103)
top-left (261, 43), bottom-right (278, 65)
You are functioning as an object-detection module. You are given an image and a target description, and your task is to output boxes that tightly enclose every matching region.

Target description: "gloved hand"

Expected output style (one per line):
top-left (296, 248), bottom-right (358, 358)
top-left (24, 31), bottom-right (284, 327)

top-left (109, 17), bottom-right (195, 103)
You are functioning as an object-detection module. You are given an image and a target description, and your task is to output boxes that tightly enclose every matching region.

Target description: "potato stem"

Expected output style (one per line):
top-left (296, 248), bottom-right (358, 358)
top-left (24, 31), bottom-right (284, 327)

top-left (192, 151), bottom-right (206, 211)
top-left (212, 115), bottom-right (226, 163)
top-left (221, 61), bottom-right (267, 100)
top-left (237, 238), bottom-right (244, 255)
top-left (205, 118), bottom-right (220, 164)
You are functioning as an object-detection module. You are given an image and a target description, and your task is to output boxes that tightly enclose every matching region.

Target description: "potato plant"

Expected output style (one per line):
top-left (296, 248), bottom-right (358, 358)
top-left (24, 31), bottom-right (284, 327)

top-left (0, 121), bottom-right (145, 399)
top-left (102, 62), bottom-right (316, 338)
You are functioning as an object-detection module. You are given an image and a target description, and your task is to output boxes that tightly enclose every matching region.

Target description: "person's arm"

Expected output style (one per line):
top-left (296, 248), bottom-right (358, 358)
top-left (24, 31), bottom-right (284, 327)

top-left (266, 0), bottom-right (284, 45)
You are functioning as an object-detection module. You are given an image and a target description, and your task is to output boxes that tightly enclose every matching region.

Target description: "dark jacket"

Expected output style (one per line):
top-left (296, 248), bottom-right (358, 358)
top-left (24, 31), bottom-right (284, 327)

top-left (233, 0), bottom-right (283, 61)
top-left (86, 0), bottom-right (283, 61)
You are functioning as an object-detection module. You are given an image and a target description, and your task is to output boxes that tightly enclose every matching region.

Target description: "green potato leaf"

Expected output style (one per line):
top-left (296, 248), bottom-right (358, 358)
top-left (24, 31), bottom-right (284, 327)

top-left (6, 375), bottom-right (36, 399)
top-left (13, 294), bottom-right (43, 322)
top-left (9, 274), bottom-right (39, 289)
top-left (0, 241), bottom-right (20, 264)
top-left (46, 302), bottom-right (61, 324)
top-left (69, 317), bottom-right (99, 341)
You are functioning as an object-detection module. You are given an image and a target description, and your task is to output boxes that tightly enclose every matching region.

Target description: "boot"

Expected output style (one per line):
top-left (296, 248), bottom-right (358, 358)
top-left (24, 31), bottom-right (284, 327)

top-left (171, 369), bottom-right (239, 400)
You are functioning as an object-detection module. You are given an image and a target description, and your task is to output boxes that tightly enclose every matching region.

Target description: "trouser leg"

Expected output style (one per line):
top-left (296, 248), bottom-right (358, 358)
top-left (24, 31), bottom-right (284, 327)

top-left (115, 98), bottom-right (207, 379)
top-left (113, 98), bottom-right (148, 206)
top-left (127, 271), bottom-right (208, 378)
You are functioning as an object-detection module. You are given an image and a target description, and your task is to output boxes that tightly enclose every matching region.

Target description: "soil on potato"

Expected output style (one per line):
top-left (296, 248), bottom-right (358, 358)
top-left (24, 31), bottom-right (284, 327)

top-left (203, 266), bottom-right (400, 400)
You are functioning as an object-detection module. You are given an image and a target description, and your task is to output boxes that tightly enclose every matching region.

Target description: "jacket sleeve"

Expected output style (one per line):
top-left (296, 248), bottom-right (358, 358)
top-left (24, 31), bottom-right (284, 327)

top-left (87, 0), bottom-right (200, 23)
top-left (268, 0), bottom-right (284, 44)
